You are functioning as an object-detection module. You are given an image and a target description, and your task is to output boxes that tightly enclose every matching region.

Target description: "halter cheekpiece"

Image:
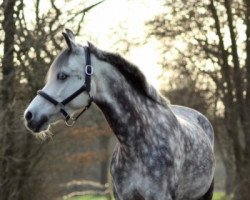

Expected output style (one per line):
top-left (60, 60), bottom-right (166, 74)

top-left (37, 46), bottom-right (93, 127)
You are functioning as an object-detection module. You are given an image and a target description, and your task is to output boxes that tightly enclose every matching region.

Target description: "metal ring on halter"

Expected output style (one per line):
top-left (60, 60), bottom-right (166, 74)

top-left (65, 117), bottom-right (76, 127)
top-left (85, 65), bottom-right (93, 75)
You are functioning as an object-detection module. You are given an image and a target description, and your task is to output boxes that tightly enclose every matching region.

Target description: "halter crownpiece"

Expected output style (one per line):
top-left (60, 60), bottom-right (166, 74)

top-left (37, 45), bottom-right (93, 126)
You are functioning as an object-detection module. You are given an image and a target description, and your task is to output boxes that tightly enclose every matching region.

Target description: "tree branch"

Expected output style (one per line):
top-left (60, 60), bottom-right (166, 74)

top-left (209, 0), bottom-right (244, 170)
top-left (209, 0), bottom-right (233, 95)
top-left (224, 0), bottom-right (246, 126)
top-left (243, 0), bottom-right (250, 158)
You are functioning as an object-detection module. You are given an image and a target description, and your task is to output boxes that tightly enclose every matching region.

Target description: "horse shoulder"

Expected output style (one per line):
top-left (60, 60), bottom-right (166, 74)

top-left (169, 105), bottom-right (214, 147)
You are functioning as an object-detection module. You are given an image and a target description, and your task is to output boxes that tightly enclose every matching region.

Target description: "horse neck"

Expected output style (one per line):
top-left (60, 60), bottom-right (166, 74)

top-left (93, 57), bottom-right (175, 150)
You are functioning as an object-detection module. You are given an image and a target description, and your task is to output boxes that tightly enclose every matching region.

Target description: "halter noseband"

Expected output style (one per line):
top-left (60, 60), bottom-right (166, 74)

top-left (37, 46), bottom-right (93, 127)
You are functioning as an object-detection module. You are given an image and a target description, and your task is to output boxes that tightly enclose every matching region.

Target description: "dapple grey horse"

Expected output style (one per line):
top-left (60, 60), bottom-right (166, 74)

top-left (24, 29), bottom-right (215, 200)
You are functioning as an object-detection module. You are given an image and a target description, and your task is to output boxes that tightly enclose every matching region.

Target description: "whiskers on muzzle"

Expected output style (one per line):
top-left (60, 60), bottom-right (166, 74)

top-left (33, 129), bottom-right (53, 141)
top-left (22, 111), bottom-right (54, 140)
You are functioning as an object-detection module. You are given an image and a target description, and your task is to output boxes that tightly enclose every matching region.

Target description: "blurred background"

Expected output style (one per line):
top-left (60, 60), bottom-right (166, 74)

top-left (0, 0), bottom-right (249, 200)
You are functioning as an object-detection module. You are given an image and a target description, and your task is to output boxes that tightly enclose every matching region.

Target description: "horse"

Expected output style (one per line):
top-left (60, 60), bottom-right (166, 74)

top-left (24, 29), bottom-right (215, 200)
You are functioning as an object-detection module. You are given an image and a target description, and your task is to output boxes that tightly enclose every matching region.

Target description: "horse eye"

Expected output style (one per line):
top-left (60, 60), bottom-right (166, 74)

top-left (57, 72), bottom-right (69, 81)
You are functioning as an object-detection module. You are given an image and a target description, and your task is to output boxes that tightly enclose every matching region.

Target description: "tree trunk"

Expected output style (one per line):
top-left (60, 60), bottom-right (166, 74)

top-left (244, 0), bottom-right (250, 160)
top-left (99, 137), bottom-right (110, 185)
top-left (233, 163), bottom-right (250, 200)
top-left (0, 0), bottom-right (18, 199)
top-left (214, 125), bottom-right (236, 196)
top-left (233, 1), bottom-right (250, 199)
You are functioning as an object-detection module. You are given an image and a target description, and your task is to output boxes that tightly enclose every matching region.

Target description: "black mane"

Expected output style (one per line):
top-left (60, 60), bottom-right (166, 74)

top-left (88, 42), bottom-right (167, 106)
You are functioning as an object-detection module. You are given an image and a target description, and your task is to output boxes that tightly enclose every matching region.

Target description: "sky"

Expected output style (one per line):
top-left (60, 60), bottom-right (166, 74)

top-left (78, 0), bottom-right (166, 88)
top-left (4, 0), bottom-right (246, 89)
top-left (19, 0), bottom-right (166, 88)
top-left (29, 0), bottom-right (166, 88)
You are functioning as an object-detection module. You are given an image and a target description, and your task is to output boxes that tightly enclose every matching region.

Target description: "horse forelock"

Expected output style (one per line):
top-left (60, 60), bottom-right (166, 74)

top-left (54, 48), bottom-right (71, 67)
top-left (87, 42), bottom-right (168, 106)
top-left (46, 48), bottom-right (72, 81)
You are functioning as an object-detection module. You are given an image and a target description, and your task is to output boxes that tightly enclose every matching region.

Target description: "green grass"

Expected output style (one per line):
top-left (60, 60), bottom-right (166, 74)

top-left (65, 192), bottom-right (228, 200)
top-left (65, 194), bottom-right (112, 200)
top-left (213, 192), bottom-right (229, 200)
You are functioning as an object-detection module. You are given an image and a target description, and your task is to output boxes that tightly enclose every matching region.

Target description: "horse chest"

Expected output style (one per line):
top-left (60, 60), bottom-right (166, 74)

top-left (110, 145), bottom-right (176, 200)
top-left (111, 161), bottom-right (164, 199)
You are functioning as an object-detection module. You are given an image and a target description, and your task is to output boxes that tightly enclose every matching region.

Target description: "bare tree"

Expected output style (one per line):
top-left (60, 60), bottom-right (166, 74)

top-left (0, 0), bottom-right (103, 199)
top-left (148, 0), bottom-right (250, 199)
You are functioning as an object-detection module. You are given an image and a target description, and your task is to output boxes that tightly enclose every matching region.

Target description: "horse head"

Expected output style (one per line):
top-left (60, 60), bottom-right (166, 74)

top-left (24, 29), bottom-right (96, 134)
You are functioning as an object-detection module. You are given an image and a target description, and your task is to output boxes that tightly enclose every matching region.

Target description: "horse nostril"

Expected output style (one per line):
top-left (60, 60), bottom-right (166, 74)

top-left (25, 111), bottom-right (33, 121)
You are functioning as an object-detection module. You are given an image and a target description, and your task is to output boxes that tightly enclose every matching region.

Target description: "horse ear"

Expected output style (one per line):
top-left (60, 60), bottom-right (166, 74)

top-left (65, 28), bottom-right (75, 41)
top-left (62, 29), bottom-right (77, 52)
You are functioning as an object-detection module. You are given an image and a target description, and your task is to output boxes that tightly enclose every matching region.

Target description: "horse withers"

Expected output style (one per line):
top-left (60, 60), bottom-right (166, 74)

top-left (24, 29), bottom-right (215, 200)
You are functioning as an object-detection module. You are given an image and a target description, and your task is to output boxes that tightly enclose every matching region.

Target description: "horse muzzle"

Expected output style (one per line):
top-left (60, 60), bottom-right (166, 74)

top-left (24, 111), bottom-right (49, 133)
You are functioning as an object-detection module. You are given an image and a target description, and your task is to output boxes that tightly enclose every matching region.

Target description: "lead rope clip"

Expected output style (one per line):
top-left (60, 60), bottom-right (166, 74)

top-left (65, 117), bottom-right (76, 127)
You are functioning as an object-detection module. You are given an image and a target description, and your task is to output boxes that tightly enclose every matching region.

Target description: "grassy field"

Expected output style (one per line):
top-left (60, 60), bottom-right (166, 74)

top-left (65, 192), bottom-right (229, 200)
top-left (64, 195), bottom-right (112, 200)
top-left (213, 192), bottom-right (229, 200)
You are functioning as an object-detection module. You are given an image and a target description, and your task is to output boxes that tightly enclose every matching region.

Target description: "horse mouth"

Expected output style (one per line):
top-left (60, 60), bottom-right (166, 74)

top-left (26, 115), bottom-right (49, 133)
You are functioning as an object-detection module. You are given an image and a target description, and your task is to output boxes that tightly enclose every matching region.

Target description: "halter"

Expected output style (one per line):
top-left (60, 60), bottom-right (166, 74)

top-left (37, 46), bottom-right (93, 127)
